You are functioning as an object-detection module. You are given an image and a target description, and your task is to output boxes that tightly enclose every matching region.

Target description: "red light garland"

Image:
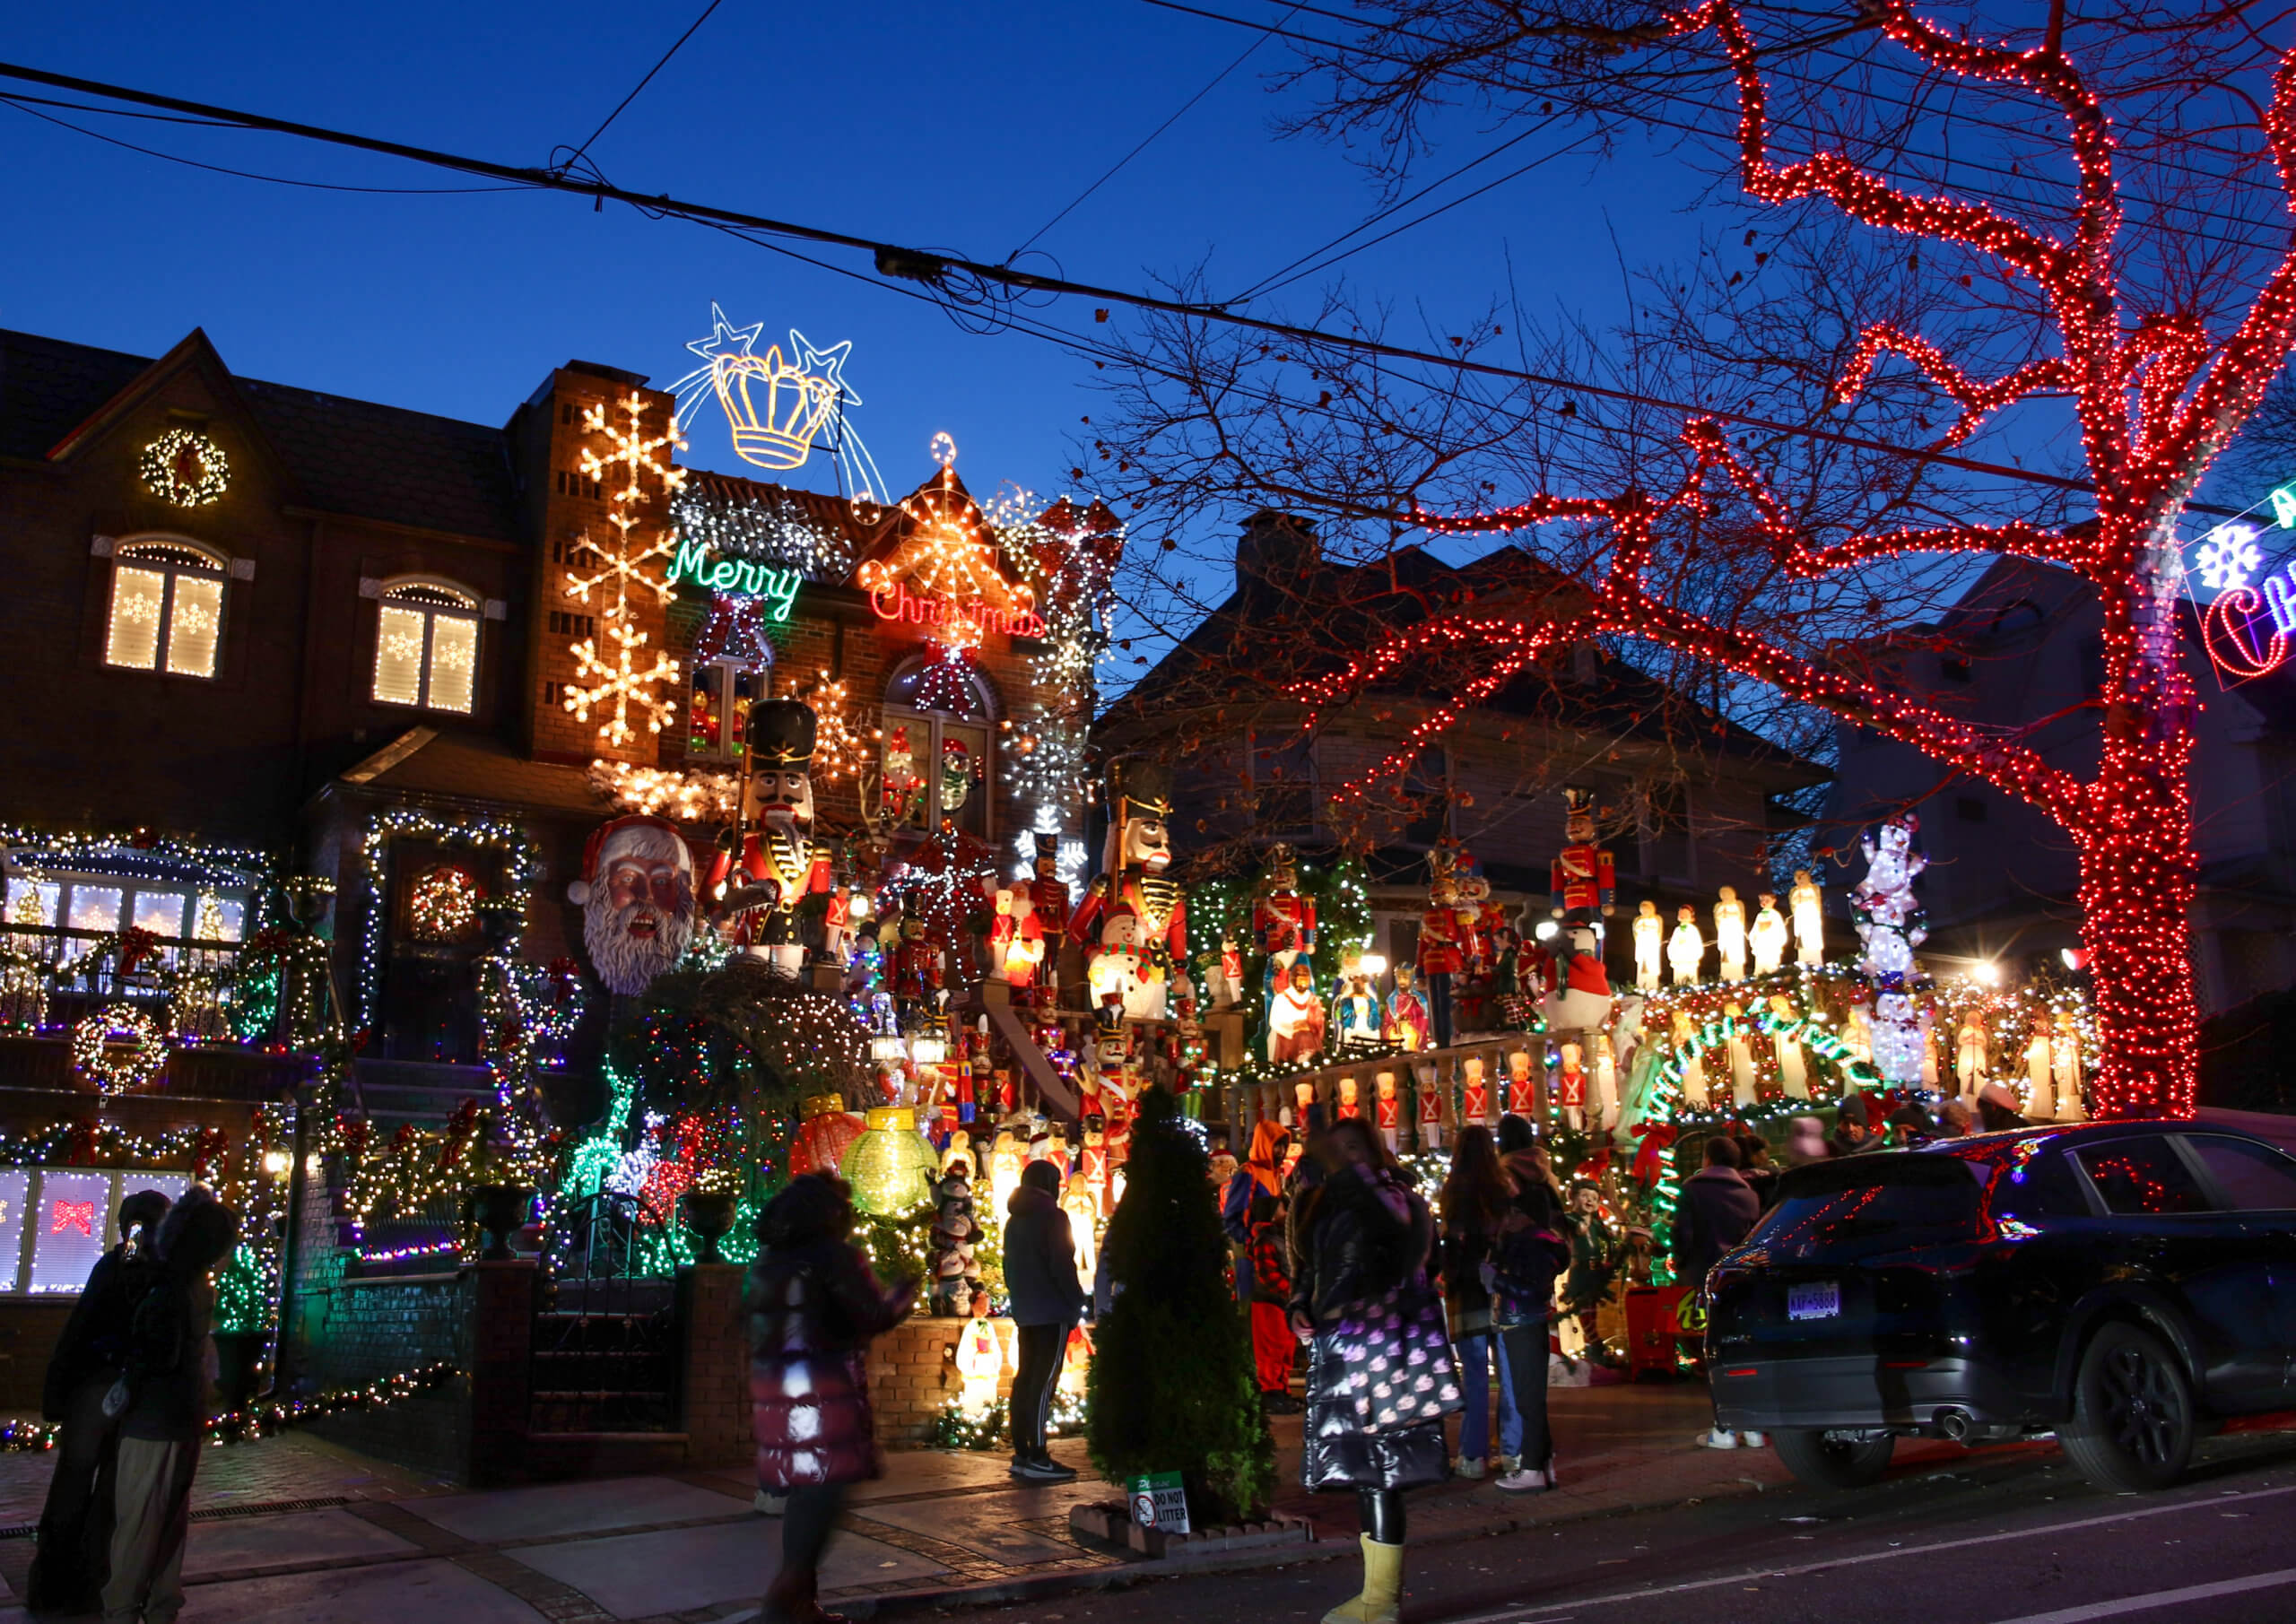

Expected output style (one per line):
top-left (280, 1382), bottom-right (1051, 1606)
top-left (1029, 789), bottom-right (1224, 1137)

top-left (1294, 1), bottom-right (2296, 1121)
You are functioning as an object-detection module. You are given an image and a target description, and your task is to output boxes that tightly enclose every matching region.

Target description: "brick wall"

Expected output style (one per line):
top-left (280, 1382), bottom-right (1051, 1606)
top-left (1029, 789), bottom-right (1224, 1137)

top-left (301, 1268), bottom-right (475, 1481)
top-left (675, 1263), bottom-right (750, 1466)
top-left (0, 1300), bottom-right (76, 1413)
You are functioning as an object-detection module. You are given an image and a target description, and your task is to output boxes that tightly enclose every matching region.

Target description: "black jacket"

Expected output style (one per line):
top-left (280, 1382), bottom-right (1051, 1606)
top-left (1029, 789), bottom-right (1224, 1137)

top-left (1673, 1166), bottom-right (1761, 1290)
top-left (1288, 1164), bottom-right (1431, 1329)
top-left (1002, 1185), bottom-right (1089, 1327)
top-left (42, 1245), bottom-right (157, 1421)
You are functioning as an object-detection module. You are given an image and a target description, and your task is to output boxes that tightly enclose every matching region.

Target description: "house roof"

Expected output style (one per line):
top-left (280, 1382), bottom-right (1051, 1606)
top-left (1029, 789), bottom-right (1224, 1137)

top-left (1, 326), bottom-right (520, 543)
top-left (1105, 535), bottom-right (1822, 783)
top-left (338, 729), bottom-right (611, 818)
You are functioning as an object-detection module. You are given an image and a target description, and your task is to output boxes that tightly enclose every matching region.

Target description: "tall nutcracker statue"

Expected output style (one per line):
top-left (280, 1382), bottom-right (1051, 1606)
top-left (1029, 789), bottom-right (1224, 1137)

top-left (1067, 759), bottom-right (1186, 1022)
top-left (1025, 847), bottom-right (1069, 1011)
top-left (1251, 842), bottom-right (1318, 1034)
top-left (1417, 844), bottom-right (1465, 1046)
top-left (1549, 786), bottom-right (1616, 923)
top-left (709, 699), bottom-right (833, 976)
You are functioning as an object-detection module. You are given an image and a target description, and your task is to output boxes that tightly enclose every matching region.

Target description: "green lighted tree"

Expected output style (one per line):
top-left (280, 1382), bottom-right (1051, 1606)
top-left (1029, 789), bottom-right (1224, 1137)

top-left (1085, 1088), bottom-right (1274, 1524)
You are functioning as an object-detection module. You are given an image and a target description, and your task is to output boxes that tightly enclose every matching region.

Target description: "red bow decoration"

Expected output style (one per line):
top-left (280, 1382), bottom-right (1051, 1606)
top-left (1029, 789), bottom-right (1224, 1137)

top-left (50, 1199), bottom-right (94, 1238)
top-left (116, 926), bottom-right (160, 977)
top-left (1629, 1121), bottom-right (1678, 1186)
top-left (1577, 1145), bottom-right (1614, 1179)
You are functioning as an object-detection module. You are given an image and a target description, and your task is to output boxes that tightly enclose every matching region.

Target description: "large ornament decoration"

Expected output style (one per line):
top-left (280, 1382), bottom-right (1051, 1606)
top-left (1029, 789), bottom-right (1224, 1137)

top-left (1851, 815), bottom-right (1928, 1089)
top-left (708, 699), bottom-right (834, 977)
top-left (787, 1093), bottom-right (867, 1177)
top-left (569, 814), bottom-right (698, 997)
top-left (139, 429), bottom-right (230, 507)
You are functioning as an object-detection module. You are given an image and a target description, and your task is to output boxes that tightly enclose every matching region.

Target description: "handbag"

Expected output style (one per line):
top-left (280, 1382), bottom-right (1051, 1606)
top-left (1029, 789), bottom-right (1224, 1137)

top-left (1343, 1276), bottom-right (1465, 1434)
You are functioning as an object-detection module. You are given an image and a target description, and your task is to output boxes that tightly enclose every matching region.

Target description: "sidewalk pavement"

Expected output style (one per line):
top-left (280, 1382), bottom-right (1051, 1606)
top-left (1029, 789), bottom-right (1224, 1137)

top-left (0, 1381), bottom-right (2015, 1623)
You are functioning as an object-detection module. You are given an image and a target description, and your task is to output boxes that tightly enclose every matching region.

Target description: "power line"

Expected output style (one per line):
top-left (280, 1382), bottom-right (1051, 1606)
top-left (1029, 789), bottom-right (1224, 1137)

top-left (0, 56), bottom-right (2131, 504)
top-left (556, 0), bottom-right (725, 175)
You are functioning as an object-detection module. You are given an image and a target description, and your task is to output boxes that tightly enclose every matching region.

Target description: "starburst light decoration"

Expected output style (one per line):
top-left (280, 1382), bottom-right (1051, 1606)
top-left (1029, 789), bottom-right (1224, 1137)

top-left (2194, 524), bottom-right (2263, 594)
top-left (563, 394), bottom-right (687, 747)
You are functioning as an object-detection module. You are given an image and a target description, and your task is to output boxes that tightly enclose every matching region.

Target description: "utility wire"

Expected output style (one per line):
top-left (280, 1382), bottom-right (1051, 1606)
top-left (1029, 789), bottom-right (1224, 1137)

top-left (557, 0), bottom-right (725, 174)
top-left (1009, 4), bottom-right (1297, 262)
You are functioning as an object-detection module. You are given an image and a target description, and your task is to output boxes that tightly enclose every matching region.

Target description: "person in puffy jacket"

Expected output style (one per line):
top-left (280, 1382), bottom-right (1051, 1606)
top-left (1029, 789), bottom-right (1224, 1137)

top-left (748, 1174), bottom-right (914, 1624)
top-left (1002, 1159), bottom-right (1090, 1482)
top-left (1287, 1118), bottom-right (1457, 1624)
top-left (1490, 1123), bottom-right (1570, 1494)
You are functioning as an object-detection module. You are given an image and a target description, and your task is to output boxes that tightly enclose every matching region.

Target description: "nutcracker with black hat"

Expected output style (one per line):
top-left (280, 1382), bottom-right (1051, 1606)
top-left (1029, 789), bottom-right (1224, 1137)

top-left (1065, 758), bottom-right (1186, 1023)
top-left (706, 698), bottom-right (833, 976)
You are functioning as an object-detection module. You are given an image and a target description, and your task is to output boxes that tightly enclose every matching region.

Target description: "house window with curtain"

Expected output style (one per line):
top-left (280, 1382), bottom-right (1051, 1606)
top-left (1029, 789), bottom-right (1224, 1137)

top-left (881, 661), bottom-right (994, 838)
top-left (105, 540), bottom-right (225, 678)
top-left (373, 582), bottom-right (481, 713)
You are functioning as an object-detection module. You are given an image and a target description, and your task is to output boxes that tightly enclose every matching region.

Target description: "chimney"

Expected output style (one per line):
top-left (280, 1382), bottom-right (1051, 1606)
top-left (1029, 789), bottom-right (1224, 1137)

top-left (1237, 508), bottom-right (1321, 591)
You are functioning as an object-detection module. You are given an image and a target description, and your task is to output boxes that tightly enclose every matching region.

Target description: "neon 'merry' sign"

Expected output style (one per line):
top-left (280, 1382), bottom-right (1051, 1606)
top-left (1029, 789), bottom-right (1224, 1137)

top-left (665, 536), bottom-right (803, 621)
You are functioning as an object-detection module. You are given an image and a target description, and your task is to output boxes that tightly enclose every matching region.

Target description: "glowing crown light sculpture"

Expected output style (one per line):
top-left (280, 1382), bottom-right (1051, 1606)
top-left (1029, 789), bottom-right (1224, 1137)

top-left (671, 304), bottom-right (888, 501)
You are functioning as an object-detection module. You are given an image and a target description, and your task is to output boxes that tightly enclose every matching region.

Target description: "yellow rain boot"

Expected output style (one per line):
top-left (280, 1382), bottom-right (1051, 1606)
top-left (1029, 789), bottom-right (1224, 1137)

top-left (1321, 1534), bottom-right (1404, 1624)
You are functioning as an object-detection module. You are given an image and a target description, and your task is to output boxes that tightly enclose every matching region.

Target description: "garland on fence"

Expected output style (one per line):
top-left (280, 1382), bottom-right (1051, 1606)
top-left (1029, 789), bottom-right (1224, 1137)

top-left (0, 1361), bottom-right (460, 1453)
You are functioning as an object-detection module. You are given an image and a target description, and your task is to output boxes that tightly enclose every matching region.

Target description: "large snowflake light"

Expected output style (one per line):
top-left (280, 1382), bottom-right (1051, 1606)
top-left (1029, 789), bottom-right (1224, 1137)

top-left (2195, 524), bottom-right (2263, 594)
top-left (563, 394), bottom-right (686, 747)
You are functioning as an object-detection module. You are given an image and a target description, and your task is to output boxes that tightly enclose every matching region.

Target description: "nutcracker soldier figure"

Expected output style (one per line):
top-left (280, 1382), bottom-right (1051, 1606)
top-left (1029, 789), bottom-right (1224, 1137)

top-left (1251, 842), bottom-right (1318, 1029)
top-left (1550, 787), bottom-right (1616, 922)
top-left (1506, 1049), bottom-right (1537, 1116)
top-left (708, 699), bottom-right (833, 976)
top-left (1026, 848), bottom-right (1069, 1011)
top-left (1374, 1073), bottom-right (1402, 1153)
top-left (1068, 760), bottom-right (1186, 1020)
top-left (1417, 845), bottom-right (1466, 1045)
top-left (1413, 1059), bottom-right (1446, 1151)
top-left (1459, 1054), bottom-right (1492, 1128)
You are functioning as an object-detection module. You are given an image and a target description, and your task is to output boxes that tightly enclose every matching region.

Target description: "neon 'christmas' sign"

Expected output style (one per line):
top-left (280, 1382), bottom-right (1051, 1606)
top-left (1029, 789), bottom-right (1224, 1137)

top-left (665, 535), bottom-right (803, 621)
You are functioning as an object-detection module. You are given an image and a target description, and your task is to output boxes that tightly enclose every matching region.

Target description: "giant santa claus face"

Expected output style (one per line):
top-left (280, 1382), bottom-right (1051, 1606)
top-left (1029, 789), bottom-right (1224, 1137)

top-left (574, 817), bottom-right (697, 995)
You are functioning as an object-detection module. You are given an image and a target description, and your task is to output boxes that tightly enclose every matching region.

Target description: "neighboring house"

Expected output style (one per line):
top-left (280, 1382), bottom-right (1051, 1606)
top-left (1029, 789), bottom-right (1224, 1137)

top-left (1822, 555), bottom-right (2296, 1012)
top-left (1095, 511), bottom-right (1828, 985)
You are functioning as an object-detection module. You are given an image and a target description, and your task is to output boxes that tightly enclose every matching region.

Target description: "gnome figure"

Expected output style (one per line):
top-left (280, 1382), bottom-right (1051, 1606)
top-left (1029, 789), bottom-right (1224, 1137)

top-left (708, 699), bottom-right (833, 977)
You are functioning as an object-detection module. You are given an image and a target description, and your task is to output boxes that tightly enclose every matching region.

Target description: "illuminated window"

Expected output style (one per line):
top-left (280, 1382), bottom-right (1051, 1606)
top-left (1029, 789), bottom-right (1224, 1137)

top-left (687, 659), bottom-right (768, 761)
top-left (0, 1168), bottom-right (190, 1295)
top-left (105, 540), bottom-right (225, 678)
top-left (373, 582), bottom-right (481, 714)
top-left (882, 661), bottom-right (994, 838)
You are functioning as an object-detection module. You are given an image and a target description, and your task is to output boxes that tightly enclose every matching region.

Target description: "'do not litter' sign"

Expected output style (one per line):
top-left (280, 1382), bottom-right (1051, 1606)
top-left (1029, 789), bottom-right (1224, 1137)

top-left (1128, 1472), bottom-right (1190, 1533)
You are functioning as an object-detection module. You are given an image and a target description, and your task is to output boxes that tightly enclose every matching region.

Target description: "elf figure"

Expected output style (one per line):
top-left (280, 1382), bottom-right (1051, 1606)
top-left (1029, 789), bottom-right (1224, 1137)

top-left (708, 699), bottom-right (834, 976)
top-left (1385, 962), bottom-right (1432, 1051)
top-left (1713, 887), bottom-right (1748, 983)
top-left (1252, 842), bottom-right (1318, 1028)
top-left (1748, 892), bottom-right (1789, 977)
top-left (1506, 1049), bottom-right (1537, 1116)
top-left (1790, 868), bottom-right (1826, 968)
top-left (1374, 1073), bottom-right (1401, 1153)
top-left (1549, 787), bottom-right (1617, 921)
top-left (1667, 906), bottom-right (1705, 986)
top-left (1413, 1060), bottom-right (1446, 1151)
top-left (1631, 899), bottom-right (1665, 992)
top-left (1555, 1041), bottom-right (1587, 1131)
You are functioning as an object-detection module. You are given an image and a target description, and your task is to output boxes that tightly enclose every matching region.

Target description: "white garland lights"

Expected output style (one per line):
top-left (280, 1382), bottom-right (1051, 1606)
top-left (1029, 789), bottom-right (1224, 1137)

top-left (356, 808), bottom-right (538, 1030)
top-left (71, 1003), bottom-right (169, 1096)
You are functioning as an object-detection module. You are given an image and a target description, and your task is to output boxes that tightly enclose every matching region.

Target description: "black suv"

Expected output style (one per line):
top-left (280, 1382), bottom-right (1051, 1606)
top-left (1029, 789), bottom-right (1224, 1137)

top-left (1704, 1120), bottom-right (2296, 1493)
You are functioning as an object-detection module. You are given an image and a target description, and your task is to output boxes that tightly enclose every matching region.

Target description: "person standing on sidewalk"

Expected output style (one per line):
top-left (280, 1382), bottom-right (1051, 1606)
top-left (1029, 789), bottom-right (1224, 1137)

top-left (1437, 1125), bottom-right (1519, 1480)
top-left (101, 1185), bottom-right (237, 1624)
top-left (1674, 1135), bottom-right (1764, 1451)
top-left (1290, 1119), bottom-right (1461, 1624)
top-left (1003, 1159), bottom-right (1090, 1481)
top-left (1222, 1120), bottom-right (1290, 1302)
top-left (749, 1173), bottom-right (915, 1624)
top-left (31, 1189), bottom-right (170, 1614)
top-left (1491, 1122), bottom-right (1570, 1494)
top-left (1246, 1192), bottom-right (1300, 1412)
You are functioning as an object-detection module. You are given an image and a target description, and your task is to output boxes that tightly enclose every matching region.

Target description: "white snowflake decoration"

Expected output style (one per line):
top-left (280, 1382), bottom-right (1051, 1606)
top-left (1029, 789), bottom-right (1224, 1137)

top-left (562, 394), bottom-right (685, 746)
top-left (2196, 524), bottom-right (2263, 593)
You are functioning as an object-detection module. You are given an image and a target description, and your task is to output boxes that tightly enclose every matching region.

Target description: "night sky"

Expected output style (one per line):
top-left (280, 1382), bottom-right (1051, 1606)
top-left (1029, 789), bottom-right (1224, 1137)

top-left (1, 1), bottom-right (1705, 525)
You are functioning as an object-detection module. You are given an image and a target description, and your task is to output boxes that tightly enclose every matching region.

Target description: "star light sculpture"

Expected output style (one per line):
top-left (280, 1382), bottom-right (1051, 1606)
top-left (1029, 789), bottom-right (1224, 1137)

top-left (2195, 524), bottom-right (2263, 594)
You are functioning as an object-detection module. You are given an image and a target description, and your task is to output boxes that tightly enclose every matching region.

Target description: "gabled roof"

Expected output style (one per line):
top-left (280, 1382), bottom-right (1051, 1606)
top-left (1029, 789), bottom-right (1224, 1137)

top-left (1, 326), bottom-right (519, 543)
top-left (338, 729), bottom-right (608, 817)
top-left (1104, 536), bottom-right (1817, 778)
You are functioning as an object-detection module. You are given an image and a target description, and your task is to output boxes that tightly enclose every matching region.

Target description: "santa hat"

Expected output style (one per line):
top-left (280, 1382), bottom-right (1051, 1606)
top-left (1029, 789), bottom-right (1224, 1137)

top-left (568, 815), bottom-right (691, 907)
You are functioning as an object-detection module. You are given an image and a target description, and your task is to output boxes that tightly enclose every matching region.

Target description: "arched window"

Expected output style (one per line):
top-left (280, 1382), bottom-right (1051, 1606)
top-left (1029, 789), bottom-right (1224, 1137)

top-left (881, 659), bottom-right (996, 838)
top-left (373, 581), bottom-right (481, 713)
top-left (106, 538), bottom-right (226, 678)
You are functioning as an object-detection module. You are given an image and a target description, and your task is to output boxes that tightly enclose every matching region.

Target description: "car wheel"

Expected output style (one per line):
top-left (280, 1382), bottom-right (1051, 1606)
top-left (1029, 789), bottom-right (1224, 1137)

top-left (1771, 1428), bottom-right (1896, 1489)
top-left (2058, 1322), bottom-right (2196, 1493)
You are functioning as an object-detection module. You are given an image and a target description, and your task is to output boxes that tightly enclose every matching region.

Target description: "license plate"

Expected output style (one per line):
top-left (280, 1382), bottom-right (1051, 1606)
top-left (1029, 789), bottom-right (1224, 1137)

top-left (1787, 1281), bottom-right (1841, 1322)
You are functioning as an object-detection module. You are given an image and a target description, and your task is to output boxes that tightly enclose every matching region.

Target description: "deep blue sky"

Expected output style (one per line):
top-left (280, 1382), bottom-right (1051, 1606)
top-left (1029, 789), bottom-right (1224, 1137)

top-left (0, 1), bottom-right (1706, 524)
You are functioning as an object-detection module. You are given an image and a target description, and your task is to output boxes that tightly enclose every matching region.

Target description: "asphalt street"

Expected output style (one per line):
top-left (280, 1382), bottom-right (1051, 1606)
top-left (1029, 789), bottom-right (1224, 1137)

top-left (944, 1427), bottom-right (2296, 1624)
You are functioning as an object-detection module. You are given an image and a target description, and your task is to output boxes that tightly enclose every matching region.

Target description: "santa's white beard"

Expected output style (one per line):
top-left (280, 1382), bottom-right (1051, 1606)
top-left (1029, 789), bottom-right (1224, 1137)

top-left (585, 892), bottom-right (694, 995)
